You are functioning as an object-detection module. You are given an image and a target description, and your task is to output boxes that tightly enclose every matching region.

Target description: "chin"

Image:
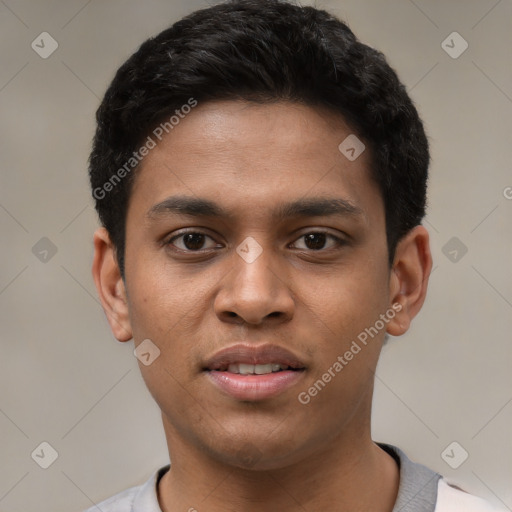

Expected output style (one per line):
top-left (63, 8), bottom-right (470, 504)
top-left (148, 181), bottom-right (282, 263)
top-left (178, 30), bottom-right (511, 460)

top-left (202, 431), bottom-right (314, 471)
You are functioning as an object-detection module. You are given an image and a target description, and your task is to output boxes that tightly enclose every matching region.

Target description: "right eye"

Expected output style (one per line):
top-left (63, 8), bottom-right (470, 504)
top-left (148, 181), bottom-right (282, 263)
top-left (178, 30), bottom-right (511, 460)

top-left (166, 231), bottom-right (221, 252)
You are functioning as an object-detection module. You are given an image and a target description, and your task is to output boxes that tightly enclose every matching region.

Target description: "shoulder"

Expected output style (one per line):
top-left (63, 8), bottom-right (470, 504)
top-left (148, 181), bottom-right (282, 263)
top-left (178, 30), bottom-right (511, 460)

top-left (82, 465), bottom-right (170, 512)
top-left (82, 484), bottom-right (139, 512)
top-left (435, 479), bottom-right (509, 512)
top-left (377, 443), bottom-right (507, 512)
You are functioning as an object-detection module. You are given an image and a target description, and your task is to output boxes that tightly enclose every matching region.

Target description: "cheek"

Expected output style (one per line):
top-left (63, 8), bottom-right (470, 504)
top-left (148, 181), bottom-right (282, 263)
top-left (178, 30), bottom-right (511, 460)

top-left (125, 261), bottom-right (213, 388)
top-left (300, 260), bottom-right (390, 341)
top-left (297, 278), bottom-right (386, 422)
top-left (126, 262), bottom-right (200, 341)
top-left (296, 258), bottom-right (390, 401)
top-left (125, 269), bottom-right (203, 420)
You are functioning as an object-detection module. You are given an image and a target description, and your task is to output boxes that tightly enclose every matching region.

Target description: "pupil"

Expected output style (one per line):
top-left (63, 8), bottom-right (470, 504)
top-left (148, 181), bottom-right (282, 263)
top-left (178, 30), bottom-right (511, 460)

top-left (184, 233), bottom-right (205, 250)
top-left (305, 233), bottom-right (326, 250)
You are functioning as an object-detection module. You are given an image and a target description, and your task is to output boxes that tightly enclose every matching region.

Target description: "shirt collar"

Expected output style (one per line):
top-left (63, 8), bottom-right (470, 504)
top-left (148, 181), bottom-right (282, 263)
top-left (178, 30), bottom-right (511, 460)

top-left (378, 443), bottom-right (441, 512)
top-left (131, 444), bottom-right (441, 511)
top-left (130, 464), bottom-right (169, 511)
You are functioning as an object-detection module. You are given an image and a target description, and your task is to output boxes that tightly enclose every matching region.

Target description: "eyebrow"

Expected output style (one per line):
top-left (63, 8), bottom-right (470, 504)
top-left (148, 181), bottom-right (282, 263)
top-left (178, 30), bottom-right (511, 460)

top-left (146, 195), bottom-right (364, 221)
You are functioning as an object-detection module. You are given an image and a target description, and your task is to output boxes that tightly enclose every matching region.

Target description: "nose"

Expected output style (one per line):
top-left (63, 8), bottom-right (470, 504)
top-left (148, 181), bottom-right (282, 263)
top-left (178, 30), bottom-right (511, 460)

top-left (214, 243), bottom-right (295, 326)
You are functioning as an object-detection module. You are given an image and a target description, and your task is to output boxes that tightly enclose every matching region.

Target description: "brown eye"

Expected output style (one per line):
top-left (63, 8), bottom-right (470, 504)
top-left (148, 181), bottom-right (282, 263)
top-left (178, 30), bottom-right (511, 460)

top-left (304, 233), bottom-right (327, 250)
top-left (167, 232), bottom-right (218, 251)
top-left (182, 233), bottom-right (206, 250)
top-left (291, 232), bottom-right (343, 251)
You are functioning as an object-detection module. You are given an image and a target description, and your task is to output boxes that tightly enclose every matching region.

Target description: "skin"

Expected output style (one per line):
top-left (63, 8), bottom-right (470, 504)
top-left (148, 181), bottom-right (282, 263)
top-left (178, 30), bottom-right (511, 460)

top-left (92, 100), bottom-right (432, 511)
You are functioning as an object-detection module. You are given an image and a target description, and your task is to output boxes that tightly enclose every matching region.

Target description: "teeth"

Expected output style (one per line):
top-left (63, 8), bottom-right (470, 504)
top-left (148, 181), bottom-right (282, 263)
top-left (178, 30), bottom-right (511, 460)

top-left (224, 363), bottom-right (290, 375)
top-left (239, 363), bottom-right (254, 375)
top-left (228, 363), bottom-right (240, 374)
top-left (255, 364), bottom-right (273, 375)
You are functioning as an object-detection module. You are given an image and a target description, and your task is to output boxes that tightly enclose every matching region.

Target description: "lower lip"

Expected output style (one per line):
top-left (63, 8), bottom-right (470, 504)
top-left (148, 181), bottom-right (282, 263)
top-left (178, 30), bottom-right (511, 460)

top-left (205, 370), bottom-right (305, 401)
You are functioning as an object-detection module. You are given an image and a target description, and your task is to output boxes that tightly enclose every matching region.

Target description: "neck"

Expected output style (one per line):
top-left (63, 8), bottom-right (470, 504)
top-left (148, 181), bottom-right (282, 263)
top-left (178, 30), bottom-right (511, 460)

top-left (157, 419), bottom-right (399, 512)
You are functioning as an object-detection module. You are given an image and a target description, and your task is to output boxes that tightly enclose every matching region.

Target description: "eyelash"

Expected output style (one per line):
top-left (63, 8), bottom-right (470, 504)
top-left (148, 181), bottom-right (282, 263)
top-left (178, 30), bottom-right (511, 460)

top-left (165, 230), bottom-right (347, 253)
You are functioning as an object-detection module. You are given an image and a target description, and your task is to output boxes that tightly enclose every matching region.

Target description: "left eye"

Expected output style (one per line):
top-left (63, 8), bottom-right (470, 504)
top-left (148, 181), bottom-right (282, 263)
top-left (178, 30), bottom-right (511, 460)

top-left (168, 232), bottom-right (218, 251)
top-left (291, 232), bottom-right (343, 251)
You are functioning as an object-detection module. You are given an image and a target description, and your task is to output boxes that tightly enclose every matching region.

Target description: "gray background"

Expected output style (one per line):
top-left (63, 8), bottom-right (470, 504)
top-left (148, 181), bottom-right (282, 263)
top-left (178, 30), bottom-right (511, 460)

top-left (1, 0), bottom-right (511, 511)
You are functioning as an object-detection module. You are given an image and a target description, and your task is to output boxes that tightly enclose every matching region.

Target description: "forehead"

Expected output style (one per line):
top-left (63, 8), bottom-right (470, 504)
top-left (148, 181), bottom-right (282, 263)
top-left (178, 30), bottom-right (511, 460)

top-left (129, 100), bottom-right (383, 225)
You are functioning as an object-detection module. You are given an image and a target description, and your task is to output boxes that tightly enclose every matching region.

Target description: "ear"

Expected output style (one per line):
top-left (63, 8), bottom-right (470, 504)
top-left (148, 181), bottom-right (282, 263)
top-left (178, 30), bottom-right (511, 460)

top-left (91, 227), bottom-right (133, 342)
top-left (386, 225), bottom-right (432, 336)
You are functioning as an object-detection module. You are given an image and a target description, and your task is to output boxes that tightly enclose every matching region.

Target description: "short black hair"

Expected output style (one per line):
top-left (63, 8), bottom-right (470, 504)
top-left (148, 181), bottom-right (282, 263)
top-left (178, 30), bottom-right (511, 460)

top-left (89, 0), bottom-right (429, 277)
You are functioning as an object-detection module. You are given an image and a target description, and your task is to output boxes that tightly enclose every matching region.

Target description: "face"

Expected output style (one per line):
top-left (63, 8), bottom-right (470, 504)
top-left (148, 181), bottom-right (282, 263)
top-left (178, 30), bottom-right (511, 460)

top-left (109, 100), bottom-right (401, 469)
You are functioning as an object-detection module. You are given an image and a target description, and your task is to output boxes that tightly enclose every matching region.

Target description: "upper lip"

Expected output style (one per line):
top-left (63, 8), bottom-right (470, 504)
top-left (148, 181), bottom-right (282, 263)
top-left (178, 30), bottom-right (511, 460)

top-left (203, 344), bottom-right (306, 371)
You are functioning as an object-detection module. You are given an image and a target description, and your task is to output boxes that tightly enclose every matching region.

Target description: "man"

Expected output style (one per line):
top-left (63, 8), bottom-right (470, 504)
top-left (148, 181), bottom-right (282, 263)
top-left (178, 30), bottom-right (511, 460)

top-left (86, 1), bottom-right (505, 510)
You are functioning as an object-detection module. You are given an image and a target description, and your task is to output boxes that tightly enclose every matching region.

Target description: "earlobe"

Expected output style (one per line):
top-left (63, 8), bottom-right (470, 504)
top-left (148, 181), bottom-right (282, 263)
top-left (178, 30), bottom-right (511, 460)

top-left (92, 227), bottom-right (133, 342)
top-left (386, 225), bottom-right (432, 337)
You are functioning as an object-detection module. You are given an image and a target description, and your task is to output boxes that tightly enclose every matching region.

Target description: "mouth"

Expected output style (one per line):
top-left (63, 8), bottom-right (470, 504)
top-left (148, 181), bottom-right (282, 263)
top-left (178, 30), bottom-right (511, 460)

top-left (202, 344), bottom-right (306, 401)
top-left (213, 362), bottom-right (302, 375)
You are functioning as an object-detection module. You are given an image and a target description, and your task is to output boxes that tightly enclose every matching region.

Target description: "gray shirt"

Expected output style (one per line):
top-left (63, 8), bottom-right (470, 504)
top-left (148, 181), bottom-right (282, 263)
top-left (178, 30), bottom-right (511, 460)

top-left (83, 443), bottom-right (501, 511)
